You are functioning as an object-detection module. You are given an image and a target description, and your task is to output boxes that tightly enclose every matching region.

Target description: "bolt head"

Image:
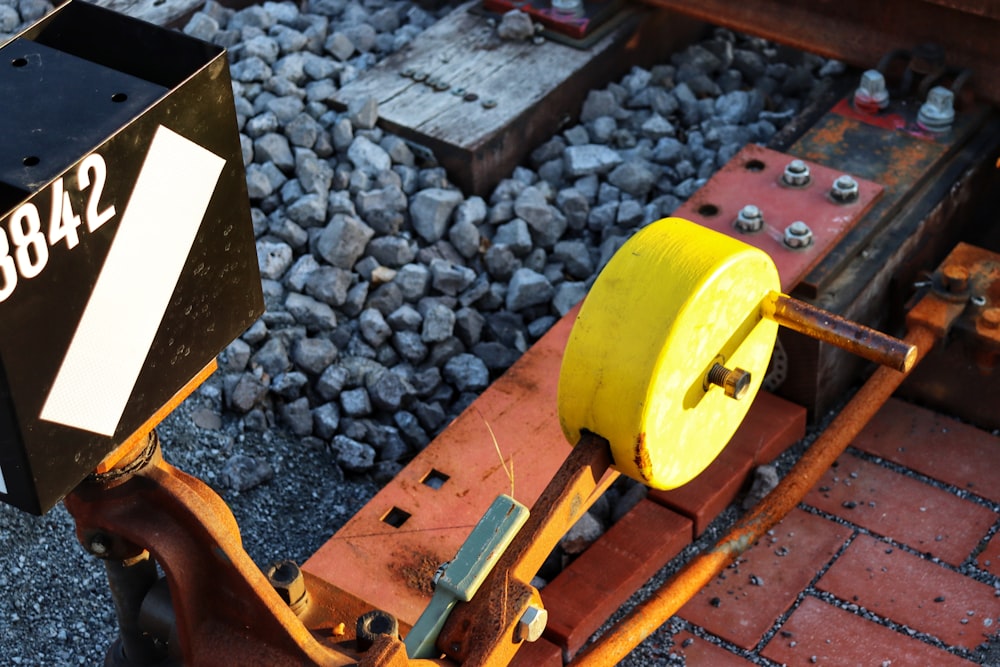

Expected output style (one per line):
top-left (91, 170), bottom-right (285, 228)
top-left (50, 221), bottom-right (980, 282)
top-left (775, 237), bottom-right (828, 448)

top-left (784, 221), bottom-right (813, 248)
top-left (517, 605), bottom-right (548, 643)
top-left (723, 367), bottom-right (752, 400)
top-left (782, 160), bottom-right (811, 186)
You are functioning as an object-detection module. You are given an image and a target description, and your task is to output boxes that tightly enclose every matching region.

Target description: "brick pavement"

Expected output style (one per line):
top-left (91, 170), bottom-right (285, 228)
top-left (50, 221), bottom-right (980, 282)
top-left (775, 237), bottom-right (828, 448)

top-left (543, 398), bottom-right (1000, 665)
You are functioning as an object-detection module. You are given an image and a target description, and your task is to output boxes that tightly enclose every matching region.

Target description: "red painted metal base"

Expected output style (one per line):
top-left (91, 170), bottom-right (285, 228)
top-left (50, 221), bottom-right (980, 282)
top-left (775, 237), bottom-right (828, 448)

top-left (481, 0), bottom-right (625, 40)
top-left (675, 144), bottom-right (884, 293)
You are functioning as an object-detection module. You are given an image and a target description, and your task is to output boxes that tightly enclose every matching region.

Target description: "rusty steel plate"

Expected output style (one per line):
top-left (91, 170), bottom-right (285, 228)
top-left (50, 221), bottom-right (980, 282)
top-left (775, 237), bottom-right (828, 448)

top-left (676, 144), bottom-right (884, 293)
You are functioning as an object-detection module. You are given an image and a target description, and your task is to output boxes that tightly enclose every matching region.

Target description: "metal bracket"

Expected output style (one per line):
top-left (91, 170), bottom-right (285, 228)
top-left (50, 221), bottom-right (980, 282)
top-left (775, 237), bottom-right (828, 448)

top-left (405, 494), bottom-right (529, 658)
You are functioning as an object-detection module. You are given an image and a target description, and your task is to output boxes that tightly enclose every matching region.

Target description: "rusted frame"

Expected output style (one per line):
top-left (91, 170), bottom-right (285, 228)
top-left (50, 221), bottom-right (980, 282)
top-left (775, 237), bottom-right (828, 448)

top-left (64, 433), bottom-right (446, 667)
top-left (642, 0), bottom-right (1000, 107)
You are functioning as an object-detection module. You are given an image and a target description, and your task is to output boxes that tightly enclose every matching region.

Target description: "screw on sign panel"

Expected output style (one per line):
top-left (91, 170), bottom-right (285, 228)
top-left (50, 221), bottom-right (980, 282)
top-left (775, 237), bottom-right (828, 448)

top-left (40, 125), bottom-right (225, 437)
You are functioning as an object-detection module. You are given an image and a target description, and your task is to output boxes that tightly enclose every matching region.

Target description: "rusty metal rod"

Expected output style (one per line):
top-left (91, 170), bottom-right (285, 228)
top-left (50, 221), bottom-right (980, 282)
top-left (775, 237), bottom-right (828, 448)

top-left (568, 325), bottom-right (937, 667)
top-left (761, 291), bottom-right (918, 372)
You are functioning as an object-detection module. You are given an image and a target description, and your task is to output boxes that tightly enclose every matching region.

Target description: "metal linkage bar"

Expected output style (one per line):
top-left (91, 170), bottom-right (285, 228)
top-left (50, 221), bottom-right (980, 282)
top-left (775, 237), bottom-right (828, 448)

top-left (761, 291), bottom-right (917, 372)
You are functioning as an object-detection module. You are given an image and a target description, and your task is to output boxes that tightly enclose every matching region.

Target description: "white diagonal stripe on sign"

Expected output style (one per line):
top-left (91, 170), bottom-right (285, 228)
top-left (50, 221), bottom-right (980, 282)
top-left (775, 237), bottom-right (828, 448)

top-left (40, 126), bottom-right (225, 436)
top-left (0, 465), bottom-right (6, 495)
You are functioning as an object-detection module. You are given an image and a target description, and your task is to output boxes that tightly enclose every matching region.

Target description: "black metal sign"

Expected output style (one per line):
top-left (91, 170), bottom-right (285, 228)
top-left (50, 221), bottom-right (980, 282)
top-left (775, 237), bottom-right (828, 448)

top-left (0, 1), bottom-right (264, 513)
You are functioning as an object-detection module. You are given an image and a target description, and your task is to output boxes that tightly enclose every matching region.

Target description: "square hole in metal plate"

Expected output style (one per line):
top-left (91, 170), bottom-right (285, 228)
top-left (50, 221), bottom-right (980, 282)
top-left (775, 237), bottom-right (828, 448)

top-left (381, 506), bottom-right (411, 528)
top-left (420, 469), bottom-right (450, 490)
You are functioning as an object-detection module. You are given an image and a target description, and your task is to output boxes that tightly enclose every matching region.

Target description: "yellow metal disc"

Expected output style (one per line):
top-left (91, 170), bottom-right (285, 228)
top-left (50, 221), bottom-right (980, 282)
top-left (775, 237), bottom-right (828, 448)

top-left (558, 217), bottom-right (779, 489)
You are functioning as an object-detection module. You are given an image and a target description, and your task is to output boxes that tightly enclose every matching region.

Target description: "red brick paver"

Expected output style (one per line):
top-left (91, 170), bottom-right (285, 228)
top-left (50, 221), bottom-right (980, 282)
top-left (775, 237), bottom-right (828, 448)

top-left (978, 531), bottom-right (1000, 579)
top-left (509, 637), bottom-right (561, 667)
top-left (804, 454), bottom-right (996, 565)
top-left (853, 398), bottom-right (1000, 503)
top-left (542, 500), bottom-right (691, 658)
top-left (670, 630), bottom-right (756, 666)
top-left (762, 596), bottom-right (977, 666)
top-left (679, 508), bottom-right (852, 649)
top-left (817, 534), bottom-right (1000, 650)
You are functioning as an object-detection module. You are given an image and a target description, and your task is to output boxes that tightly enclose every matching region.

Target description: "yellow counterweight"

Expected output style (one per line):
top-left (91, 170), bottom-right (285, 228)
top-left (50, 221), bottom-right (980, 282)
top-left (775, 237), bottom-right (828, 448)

top-left (558, 217), bottom-right (779, 489)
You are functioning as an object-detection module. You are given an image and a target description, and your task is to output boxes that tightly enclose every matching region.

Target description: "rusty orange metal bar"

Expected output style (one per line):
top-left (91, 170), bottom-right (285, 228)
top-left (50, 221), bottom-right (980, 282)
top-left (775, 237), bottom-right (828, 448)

top-left (762, 292), bottom-right (918, 372)
top-left (568, 325), bottom-right (938, 667)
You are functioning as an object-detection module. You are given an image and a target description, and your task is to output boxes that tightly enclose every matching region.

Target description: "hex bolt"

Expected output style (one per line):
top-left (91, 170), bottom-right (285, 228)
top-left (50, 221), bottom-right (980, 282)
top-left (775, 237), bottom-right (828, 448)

top-left (853, 69), bottom-right (889, 112)
top-left (412, 71), bottom-right (428, 82)
top-left (981, 308), bottom-right (1000, 330)
top-left (734, 204), bottom-right (764, 233)
top-left (516, 605), bottom-right (548, 643)
top-left (830, 175), bottom-right (859, 203)
top-left (266, 560), bottom-right (310, 615)
top-left (941, 265), bottom-right (969, 294)
top-left (481, 99), bottom-right (497, 109)
top-left (782, 159), bottom-right (811, 187)
top-left (707, 363), bottom-right (752, 400)
top-left (917, 86), bottom-right (956, 132)
top-left (356, 609), bottom-right (399, 651)
top-left (784, 221), bottom-right (814, 249)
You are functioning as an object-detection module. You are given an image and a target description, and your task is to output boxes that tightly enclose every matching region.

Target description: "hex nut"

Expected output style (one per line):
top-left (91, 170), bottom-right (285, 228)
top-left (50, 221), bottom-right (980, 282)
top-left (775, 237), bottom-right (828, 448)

top-left (784, 221), bottom-right (813, 249)
top-left (917, 86), bottom-right (955, 132)
top-left (734, 204), bottom-right (764, 233)
top-left (830, 175), bottom-right (859, 203)
top-left (355, 609), bottom-right (399, 652)
top-left (782, 159), bottom-right (811, 187)
top-left (266, 560), bottom-right (310, 614)
top-left (853, 69), bottom-right (889, 111)
top-left (516, 605), bottom-right (548, 643)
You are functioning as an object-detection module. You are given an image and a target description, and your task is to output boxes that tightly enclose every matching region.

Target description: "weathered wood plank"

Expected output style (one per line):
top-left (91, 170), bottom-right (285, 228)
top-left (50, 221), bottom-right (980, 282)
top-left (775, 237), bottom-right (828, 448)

top-left (91, 0), bottom-right (205, 27)
top-left (334, 2), bottom-right (704, 195)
